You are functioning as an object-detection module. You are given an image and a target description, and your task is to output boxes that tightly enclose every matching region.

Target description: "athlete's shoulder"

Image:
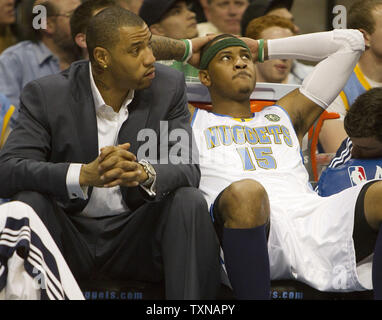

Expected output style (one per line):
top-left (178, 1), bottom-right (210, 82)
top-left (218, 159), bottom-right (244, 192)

top-left (262, 104), bottom-right (290, 114)
top-left (256, 104), bottom-right (293, 123)
top-left (190, 106), bottom-right (211, 127)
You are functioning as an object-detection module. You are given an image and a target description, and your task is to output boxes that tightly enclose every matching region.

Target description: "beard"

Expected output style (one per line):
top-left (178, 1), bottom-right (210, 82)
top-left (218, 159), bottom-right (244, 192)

top-left (238, 86), bottom-right (252, 95)
top-left (52, 30), bottom-right (81, 61)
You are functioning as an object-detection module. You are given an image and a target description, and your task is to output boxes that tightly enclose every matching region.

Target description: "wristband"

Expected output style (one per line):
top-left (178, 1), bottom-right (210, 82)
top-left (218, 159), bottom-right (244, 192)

top-left (258, 39), bottom-right (265, 63)
top-left (180, 39), bottom-right (193, 64)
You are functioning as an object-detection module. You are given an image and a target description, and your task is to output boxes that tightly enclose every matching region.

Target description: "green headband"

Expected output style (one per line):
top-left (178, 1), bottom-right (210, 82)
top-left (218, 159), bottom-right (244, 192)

top-left (200, 37), bottom-right (252, 70)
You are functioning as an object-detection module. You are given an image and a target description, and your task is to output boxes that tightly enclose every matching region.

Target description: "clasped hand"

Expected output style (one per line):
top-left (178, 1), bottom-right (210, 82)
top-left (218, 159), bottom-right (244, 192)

top-left (79, 143), bottom-right (148, 188)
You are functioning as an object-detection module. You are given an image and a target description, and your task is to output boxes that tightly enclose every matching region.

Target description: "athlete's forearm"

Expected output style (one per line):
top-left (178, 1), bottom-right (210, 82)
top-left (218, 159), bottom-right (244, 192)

top-left (268, 30), bottom-right (365, 109)
top-left (151, 35), bottom-right (186, 61)
top-left (266, 29), bottom-right (364, 61)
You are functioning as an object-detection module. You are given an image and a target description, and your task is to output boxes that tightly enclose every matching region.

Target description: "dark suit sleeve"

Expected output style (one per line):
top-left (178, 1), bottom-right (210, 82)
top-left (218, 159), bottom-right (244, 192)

top-left (0, 81), bottom-right (70, 199)
top-left (122, 72), bottom-right (200, 206)
top-left (150, 76), bottom-right (200, 201)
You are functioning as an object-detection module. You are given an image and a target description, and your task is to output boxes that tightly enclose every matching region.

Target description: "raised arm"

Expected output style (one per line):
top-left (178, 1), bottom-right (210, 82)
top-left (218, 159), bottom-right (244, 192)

top-left (151, 34), bottom-right (215, 67)
top-left (258, 30), bottom-right (364, 142)
top-left (151, 35), bottom-right (186, 61)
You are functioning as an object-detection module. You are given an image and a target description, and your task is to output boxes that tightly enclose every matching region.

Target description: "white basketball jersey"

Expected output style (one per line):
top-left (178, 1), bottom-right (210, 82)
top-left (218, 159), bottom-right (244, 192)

top-left (192, 105), bottom-right (315, 208)
top-left (192, 106), bottom-right (372, 291)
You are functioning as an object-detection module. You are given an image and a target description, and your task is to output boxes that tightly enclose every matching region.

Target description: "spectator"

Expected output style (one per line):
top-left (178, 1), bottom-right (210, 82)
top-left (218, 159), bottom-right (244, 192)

top-left (189, 0), bottom-right (207, 23)
top-left (262, 0), bottom-right (298, 32)
top-left (241, 0), bottom-right (297, 36)
top-left (139, 0), bottom-right (200, 82)
top-left (71, 0), bottom-right (213, 68)
top-left (70, 0), bottom-right (119, 60)
top-left (0, 0), bottom-right (17, 53)
top-left (0, 6), bottom-right (220, 299)
top-left (0, 0), bottom-right (81, 119)
top-left (140, 0), bottom-right (197, 39)
top-left (117, 0), bottom-right (143, 14)
top-left (197, 0), bottom-right (249, 36)
top-left (320, 0), bottom-right (382, 153)
top-left (245, 15), bottom-right (300, 84)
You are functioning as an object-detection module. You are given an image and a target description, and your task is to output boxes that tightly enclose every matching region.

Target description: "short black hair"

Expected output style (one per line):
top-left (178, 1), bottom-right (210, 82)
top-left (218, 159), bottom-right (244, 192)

top-left (70, 0), bottom-right (118, 41)
top-left (344, 88), bottom-right (382, 143)
top-left (86, 6), bottom-right (145, 62)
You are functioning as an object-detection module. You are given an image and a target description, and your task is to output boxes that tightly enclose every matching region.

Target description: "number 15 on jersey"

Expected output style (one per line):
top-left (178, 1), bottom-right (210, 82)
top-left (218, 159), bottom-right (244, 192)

top-left (236, 146), bottom-right (277, 171)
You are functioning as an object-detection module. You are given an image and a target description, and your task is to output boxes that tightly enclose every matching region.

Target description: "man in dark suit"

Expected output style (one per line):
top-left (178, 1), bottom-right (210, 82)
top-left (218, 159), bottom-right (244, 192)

top-left (0, 7), bottom-right (221, 299)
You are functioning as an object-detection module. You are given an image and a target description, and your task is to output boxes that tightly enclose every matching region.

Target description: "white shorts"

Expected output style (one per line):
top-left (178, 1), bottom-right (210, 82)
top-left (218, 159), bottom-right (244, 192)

top-left (268, 182), bottom-right (374, 292)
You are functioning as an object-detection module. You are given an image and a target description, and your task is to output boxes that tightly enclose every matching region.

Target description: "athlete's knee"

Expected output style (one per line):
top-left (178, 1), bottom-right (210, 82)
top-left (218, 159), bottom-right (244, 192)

top-left (223, 179), bottom-right (268, 207)
top-left (219, 179), bottom-right (270, 228)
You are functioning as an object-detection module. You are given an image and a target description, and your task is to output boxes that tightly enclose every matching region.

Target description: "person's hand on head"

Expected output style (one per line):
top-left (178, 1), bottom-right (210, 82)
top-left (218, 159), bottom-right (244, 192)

top-left (188, 34), bottom-right (217, 67)
top-left (239, 36), bottom-right (261, 62)
top-left (190, 33), bottom-right (263, 67)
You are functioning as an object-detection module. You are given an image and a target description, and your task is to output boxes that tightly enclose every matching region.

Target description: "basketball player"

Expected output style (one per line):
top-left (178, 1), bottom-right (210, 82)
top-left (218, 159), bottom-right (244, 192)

top-left (190, 32), bottom-right (382, 299)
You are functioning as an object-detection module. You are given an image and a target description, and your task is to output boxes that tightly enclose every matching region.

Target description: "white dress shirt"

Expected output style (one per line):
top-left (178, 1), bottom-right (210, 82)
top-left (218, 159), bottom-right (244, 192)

top-left (65, 63), bottom-right (134, 218)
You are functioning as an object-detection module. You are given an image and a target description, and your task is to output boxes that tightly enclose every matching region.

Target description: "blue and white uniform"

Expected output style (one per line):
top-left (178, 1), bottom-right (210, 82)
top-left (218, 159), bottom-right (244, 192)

top-left (328, 137), bottom-right (353, 169)
top-left (0, 201), bottom-right (84, 300)
top-left (192, 106), bottom-right (372, 292)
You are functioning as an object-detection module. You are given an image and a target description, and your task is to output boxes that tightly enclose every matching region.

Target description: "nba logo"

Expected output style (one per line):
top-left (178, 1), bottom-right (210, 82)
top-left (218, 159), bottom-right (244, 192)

top-left (348, 166), bottom-right (367, 186)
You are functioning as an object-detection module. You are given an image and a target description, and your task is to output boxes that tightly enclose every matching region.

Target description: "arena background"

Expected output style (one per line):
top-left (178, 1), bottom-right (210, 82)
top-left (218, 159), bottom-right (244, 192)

top-left (293, 0), bottom-right (356, 33)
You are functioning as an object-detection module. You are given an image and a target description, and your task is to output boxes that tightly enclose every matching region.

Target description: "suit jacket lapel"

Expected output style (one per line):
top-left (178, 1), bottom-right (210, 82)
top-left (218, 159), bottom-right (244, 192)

top-left (69, 62), bottom-right (99, 163)
top-left (117, 89), bottom-right (153, 210)
top-left (118, 88), bottom-right (152, 156)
